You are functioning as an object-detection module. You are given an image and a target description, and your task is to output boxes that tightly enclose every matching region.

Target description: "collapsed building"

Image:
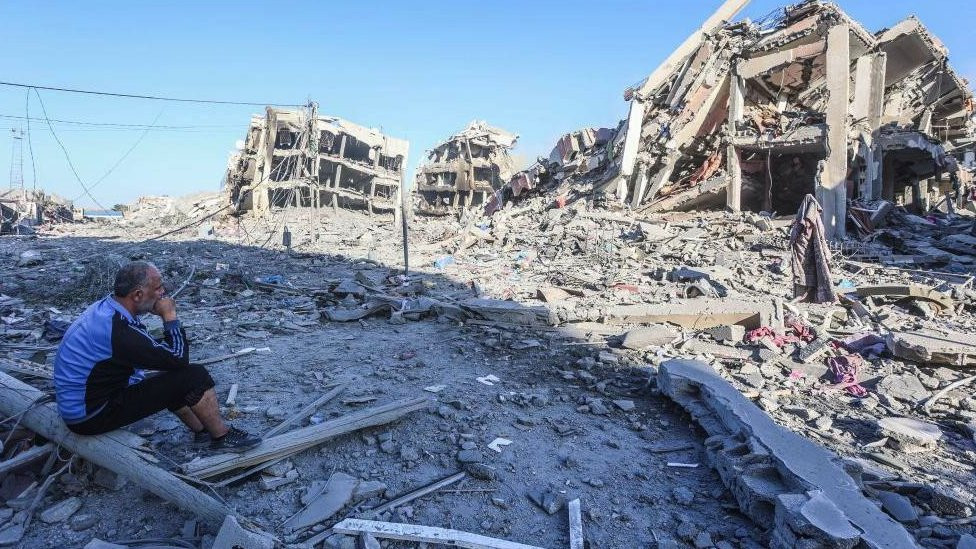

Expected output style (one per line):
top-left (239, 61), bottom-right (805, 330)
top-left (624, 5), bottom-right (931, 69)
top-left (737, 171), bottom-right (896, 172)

top-left (225, 106), bottom-right (409, 217)
top-left (484, 126), bottom-right (618, 215)
top-left (491, 0), bottom-right (976, 241)
top-left (0, 189), bottom-right (75, 234)
top-left (414, 121), bottom-right (518, 215)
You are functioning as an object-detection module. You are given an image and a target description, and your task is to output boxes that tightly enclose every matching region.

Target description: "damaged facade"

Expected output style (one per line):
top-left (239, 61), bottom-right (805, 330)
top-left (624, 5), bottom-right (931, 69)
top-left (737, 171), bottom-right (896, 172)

top-left (0, 189), bottom-right (75, 235)
top-left (490, 0), bottom-right (975, 241)
top-left (414, 121), bottom-right (518, 215)
top-left (225, 106), bottom-right (409, 217)
top-left (619, 0), bottom-right (975, 238)
top-left (485, 126), bottom-right (618, 215)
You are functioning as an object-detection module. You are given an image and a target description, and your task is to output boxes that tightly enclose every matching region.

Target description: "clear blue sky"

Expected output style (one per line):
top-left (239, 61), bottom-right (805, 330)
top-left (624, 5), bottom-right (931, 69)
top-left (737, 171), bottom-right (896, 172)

top-left (1, 1), bottom-right (973, 208)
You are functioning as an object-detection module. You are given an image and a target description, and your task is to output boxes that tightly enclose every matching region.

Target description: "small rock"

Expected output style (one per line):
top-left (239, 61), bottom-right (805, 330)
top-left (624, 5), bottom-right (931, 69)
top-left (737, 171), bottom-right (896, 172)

top-left (213, 515), bottom-right (274, 549)
top-left (589, 399), bottom-right (610, 415)
top-left (94, 468), bottom-right (127, 491)
top-left (351, 480), bottom-right (387, 502)
top-left (0, 524), bottom-right (24, 547)
top-left (707, 325), bottom-right (745, 343)
top-left (612, 399), bottom-right (636, 412)
top-left (878, 491), bottom-right (918, 523)
top-left (878, 417), bottom-right (942, 453)
top-left (527, 489), bottom-right (565, 515)
top-left (694, 531), bottom-right (714, 548)
top-left (264, 406), bottom-right (287, 420)
top-left (399, 446), bottom-right (419, 461)
top-left (379, 440), bottom-right (397, 454)
top-left (878, 373), bottom-right (930, 404)
top-left (39, 496), bottom-right (82, 524)
top-left (456, 449), bottom-right (483, 463)
top-left (464, 463), bottom-right (498, 481)
top-left (70, 513), bottom-right (98, 531)
top-left (621, 325), bottom-right (680, 350)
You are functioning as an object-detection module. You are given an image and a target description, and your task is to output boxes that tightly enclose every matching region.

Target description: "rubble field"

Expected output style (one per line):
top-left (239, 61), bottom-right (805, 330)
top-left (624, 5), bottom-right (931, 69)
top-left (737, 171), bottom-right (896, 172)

top-left (1, 193), bottom-right (976, 548)
top-left (2, 0), bottom-right (976, 548)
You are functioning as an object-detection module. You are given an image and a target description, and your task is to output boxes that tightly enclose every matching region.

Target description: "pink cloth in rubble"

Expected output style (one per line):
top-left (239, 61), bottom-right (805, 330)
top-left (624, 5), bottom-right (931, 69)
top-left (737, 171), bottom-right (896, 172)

top-left (828, 354), bottom-right (868, 397)
top-left (745, 320), bottom-right (816, 348)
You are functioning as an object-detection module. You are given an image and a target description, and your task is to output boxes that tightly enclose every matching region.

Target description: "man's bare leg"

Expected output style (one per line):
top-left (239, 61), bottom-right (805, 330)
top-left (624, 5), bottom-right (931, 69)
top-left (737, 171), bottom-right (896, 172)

top-left (187, 388), bottom-right (230, 438)
top-left (172, 406), bottom-right (204, 433)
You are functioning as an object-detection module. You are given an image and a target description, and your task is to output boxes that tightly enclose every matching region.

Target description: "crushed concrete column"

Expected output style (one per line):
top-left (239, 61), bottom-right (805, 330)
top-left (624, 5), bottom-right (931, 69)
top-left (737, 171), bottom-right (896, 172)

top-left (820, 24), bottom-right (850, 239)
top-left (868, 53), bottom-right (887, 199)
top-left (852, 53), bottom-right (886, 200)
top-left (621, 100), bottom-right (646, 185)
top-left (726, 71), bottom-right (744, 211)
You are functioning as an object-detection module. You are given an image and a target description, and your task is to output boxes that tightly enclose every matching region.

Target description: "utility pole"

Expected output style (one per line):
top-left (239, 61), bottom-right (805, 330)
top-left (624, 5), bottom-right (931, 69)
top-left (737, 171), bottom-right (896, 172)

top-left (8, 128), bottom-right (24, 194)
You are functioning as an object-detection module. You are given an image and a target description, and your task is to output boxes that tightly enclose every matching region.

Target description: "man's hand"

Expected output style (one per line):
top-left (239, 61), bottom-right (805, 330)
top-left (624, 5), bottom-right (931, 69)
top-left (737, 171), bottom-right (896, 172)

top-left (152, 297), bottom-right (178, 322)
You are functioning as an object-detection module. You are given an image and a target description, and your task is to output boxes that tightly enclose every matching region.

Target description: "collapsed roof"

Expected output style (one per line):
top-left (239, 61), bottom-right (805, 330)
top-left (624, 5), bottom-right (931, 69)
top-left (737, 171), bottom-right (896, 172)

top-left (414, 121), bottom-right (518, 215)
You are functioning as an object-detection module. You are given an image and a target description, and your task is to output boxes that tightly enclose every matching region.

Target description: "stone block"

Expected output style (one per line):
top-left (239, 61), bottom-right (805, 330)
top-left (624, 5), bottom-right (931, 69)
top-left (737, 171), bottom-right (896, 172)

top-left (212, 515), bottom-right (274, 549)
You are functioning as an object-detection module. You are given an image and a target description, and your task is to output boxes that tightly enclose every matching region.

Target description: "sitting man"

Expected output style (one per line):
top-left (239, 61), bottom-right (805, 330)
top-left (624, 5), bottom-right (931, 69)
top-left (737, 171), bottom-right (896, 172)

top-left (54, 261), bottom-right (260, 452)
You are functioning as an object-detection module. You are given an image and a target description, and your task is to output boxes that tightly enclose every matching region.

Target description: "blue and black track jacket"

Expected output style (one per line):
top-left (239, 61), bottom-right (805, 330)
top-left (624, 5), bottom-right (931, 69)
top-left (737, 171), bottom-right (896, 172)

top-left (53, 296), bottom-right (189, 424)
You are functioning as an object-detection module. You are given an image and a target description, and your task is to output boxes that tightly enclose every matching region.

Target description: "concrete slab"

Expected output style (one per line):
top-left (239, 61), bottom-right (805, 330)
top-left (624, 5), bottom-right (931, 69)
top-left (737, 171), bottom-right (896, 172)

top-left (658, 359), bottom-right (918, 549)
top-left (886, 330), bottom-right (976, 367)
top-left (605, 298), bottom-right (773, 329)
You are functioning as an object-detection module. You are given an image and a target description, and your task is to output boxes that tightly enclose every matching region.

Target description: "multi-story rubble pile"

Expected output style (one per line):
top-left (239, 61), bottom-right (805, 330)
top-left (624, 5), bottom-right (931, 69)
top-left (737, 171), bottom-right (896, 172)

top-left (414, 121), bottom-right (518, 215)
top-left (484, 126), bottom-right (618, 215)
top-left (0, 189), bottom-right (75, 234)
top-left (490, 0), bottom-right (976, 242)
top-left (225, 106), bottom-right (409, 217)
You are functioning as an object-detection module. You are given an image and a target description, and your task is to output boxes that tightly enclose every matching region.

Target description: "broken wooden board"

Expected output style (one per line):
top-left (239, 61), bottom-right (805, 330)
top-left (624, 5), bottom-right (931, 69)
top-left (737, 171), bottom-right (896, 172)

top-left (0, 357), bottom-right (53, 380)
top-left (263, 384), bottom-right (346, 438)
top-left (568, 499), bottom-right (583, 549)
top-left (333, 518), bottom-right (547, 549)
top-left (886, 330), bottom-right (976, 367)
top-left (182, 397), bottom-right (430, 479)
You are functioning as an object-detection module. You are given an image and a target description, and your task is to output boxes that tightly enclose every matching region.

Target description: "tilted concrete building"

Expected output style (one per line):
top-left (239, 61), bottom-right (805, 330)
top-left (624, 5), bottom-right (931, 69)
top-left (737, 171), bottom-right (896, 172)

top-left (225, 106), bottom-right (409, 216)
top-left (414, 121), bottom-right (518, 215)
top-left (613, 0), bottom-right (974, 238)
top-left (487, 1), bottom-right (974, 240)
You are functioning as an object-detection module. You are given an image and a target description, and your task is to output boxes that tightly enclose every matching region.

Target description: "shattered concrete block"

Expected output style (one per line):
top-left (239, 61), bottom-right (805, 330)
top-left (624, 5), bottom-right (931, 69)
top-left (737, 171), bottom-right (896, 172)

top-left (877, 373), bottom-right (930, 405)
top-left (621, 324), bottom-right (680, 349)
top-left (212, 515), bottom-right (274, 549)
top-left (706, 324), bottom-right (745, 343)
top-left (658, 359), bottom-right (917, 549)
top-left (877, 417), bottom-right (942, 452)
top-left (886, 330), bottom-right (976, 366)
top-left (772, 491), bottom-right (861, 549)
top-left (877, 491), bottom-right (918, 523)
top-left (39, 496), bottom-right (82, 524)
top-left (605, 298), bottom-right (773, 330)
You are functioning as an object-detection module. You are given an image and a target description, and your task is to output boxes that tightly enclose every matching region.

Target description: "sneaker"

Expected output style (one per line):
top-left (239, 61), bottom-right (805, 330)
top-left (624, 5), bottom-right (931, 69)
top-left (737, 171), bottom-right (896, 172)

top-left (191, 430), bottom-right (211, 447)
top-left (209, 427), bottom-right (262, 453)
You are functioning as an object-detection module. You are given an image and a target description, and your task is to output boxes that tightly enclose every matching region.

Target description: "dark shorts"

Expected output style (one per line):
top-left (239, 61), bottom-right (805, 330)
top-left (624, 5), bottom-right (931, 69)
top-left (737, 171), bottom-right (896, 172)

top-left (67, 365), bottom-right (215, 436)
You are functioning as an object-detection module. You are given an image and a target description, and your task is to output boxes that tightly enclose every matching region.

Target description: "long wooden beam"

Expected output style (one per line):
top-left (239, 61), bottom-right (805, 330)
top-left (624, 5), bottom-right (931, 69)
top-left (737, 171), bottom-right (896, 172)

top-left (333, 519), bottom-right (546, 549)
top-left (183, 397), bottom-right (429, 479)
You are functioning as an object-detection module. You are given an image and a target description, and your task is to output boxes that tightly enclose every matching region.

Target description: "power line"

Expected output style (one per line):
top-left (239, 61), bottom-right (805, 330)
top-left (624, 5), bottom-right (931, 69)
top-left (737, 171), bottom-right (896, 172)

top-left (72, 108), bottom-right (166, 202)
top-left (31, 87), bottom-right (109, 211)
top-left (0, 113), bottom-right (239, 129)
top-left (0, 80), bottom-right (303, 107)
